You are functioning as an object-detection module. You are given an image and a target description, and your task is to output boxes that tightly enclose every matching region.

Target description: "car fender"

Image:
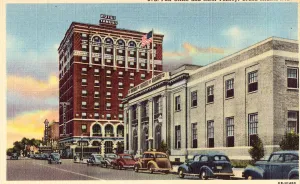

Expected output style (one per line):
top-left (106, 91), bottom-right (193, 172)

top-left (147, 161), bottom-right (159, 168)
top-left (288, 167), bottom-right (299, 179)
top-left (200, 166), bottom-right (214, 177)
top-left (243, 165), bottom-right (264, 179)
top-left (177, 164), bottom-right (189, 173)
top-left (135, 161), bottom-right (142, 168)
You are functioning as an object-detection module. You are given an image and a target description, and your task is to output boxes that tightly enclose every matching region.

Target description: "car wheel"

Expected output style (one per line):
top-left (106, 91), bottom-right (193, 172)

top-left (164, 171), bottom-right (169, 174)
top-left (178, 169), bottom-right (185, 178)
top-left (134, 165), bottom-right (139, 173)
top-left (245, 175), bottom-right (253, 180)
top-left (104, 163), bottom-right (107, 168)
top-left (290, 175), bottom-right (299, 180)
top-left (118, 164), bottom-right (122, 170)
top-left (148, 164), bottom-right (155, 174)
top-left (199, 170), bottom-right (208, 180)
top-left (223, 176), bottom-right (231, 180)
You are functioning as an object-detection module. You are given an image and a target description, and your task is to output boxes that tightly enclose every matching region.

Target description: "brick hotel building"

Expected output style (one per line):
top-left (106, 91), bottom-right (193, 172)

top-left (58, 15), bottom-right (164, 157)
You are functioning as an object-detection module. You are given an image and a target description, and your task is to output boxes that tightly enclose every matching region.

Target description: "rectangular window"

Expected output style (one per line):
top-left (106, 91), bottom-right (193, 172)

top-left (82, 113), bottom-right (87, 119)
top-left (106, 103), bottom-right (111, 110)
top-left (106, 81), bottom-right (111, 87)
top-left (118, 50), bottom-right (123, 54)
top-left (192, 123), bottom-right (197, 148)
top-left (287, 68), bottom-right (298, 88)
top-left (141, 73), bottom-right (146, 79)
top-left (81, 67), bottom-right (87, 75)
top-left (118, 82), bottom-right (123, 88)
top-left (106, 59), bottom-right (112, 64)
top-left (207, 86), bottom-right (214, 103)
top-left (130, 83), bottom-right (134, 87)
top-left (288, 111), bottom-right (299, 133)
top-left (94, 80), bottom-right (100, 87)
top-left (94, 46), bottom-right (99, 51)
top-left (94, 69), bottom-right (99, 75)
top-left (94, 102), bottom-right (99, 109)
top-left (248, 71), bottom-right (258, 92)
top-left (118, 60), bottom-right (123, 65)
top-left (191, 91), bottom-right (197, 107)
top-left (94, 57), bottom-right (99, 62)
top-left (226, 79), bottom-right (234, 98)
top-left (81, 101), bottom-right (87, 109)
top-left (226, 117), bottom-right (234, 147)
top-left (130, 72), bottom-right (134, 79)
top-left (175, 96), bottom-right (181, 111)
top-left (118, 71), bottom-right (123, 77)
top-left (130, 62), bottom-right (134, 66)
top-left (106, 70), bottom-right (111, 76)
top-left (94, 91), bottom-right (99, 98)
top-left (81, 124), bottom-right (87, 133)
top-left (207, 121), bottom-right (214, 148)
top-left (118, 93), bottom-right (123, 98)
top-left (175, 125), bottom-right (181, 149)
top-left (119, 104), bottom-right (123, 109)
top-left (106, 92), bottom-right (111, 98)
top-left (81, 33), bottom-right (87, 38)
top-left (82, 78), bottom-right (87, 86)
top-left (106, 114), bottom-right (111, 120)
top-left (82, 56), bottom-right (87, 61)
top-left (118, 114), bottom-right (123, 120)
top-left (94, 113), bottom-right (99, 119)
top-left (82, 90), bottom-right (87, 97)
top-left (248, 113), bottom-right (258, 146)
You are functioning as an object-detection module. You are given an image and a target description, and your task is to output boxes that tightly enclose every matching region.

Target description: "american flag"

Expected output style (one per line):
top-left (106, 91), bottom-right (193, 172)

top-left (141, 31), bottom-right (153, 47)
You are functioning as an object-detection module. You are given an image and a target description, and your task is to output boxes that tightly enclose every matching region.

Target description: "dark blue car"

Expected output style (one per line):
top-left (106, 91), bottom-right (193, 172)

top-left (242, 150), bottom-right (299, 180)
top-left (177, 152), bottom-right (234, 180)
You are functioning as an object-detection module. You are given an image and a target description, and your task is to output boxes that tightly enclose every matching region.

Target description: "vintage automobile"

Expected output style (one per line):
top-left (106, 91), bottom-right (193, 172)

top-left (177, 152), bottom-right (234, 180)
top-left (242, 150), bottom-right (299, 180)
top-left (48, 152), bottom-right (62, 164)
top-left (10, 153), bottom-right (19, 160)
top-left (87, 154), bottom-right (104, 166)
top-left (111, 154), bottom-right (135, 170)
top-left (134, 151), bottom-right (172, 174)
top-left (101, 153), bottom-right (118, 168)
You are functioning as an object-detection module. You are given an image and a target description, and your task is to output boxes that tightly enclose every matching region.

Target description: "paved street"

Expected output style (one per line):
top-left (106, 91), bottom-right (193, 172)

top-left (7, 158), bottom-right (180, 180)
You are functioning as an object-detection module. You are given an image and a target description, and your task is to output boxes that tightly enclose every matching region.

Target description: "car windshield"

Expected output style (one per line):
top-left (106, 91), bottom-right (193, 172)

top-left (52, 154), bottom-right (60, 159)
top-left (156, 154), bottom-right (167, 158)
top-left (106, 154), bottom-right (117, 158)
top-left (122, 155), bottom-right (133, 159)
top-left (94, 155), bottom-right (102, 160)
top-left (213, 155), bottom-right (229, 161)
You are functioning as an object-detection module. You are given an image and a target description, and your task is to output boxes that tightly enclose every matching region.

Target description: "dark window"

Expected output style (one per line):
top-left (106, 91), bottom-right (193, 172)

top-left (192, 123), bottom-right (197, 148)
top-left (191, 91), bottom-right (197, 107)
top-left (225, 79), bottom-right (234, 98)
top-left (226, 117), bottom-right (234, 147)
top-left (248, 71), bottom-right (258, 92)
top-left (284, 154), bottom-right (299, 163)
top-left (287, 68), bottom-right (298, 88)
top-left (288, 111), bottom-right (299, 134)
top-left (269, 154), bottom-right (284, 162)
top-left (207, 121), bottom-right (214, 148)
top-left (175, 125), bottom-right (181, 149)
top-left (207, 86), bottom-right (214, 103)
top-left (248, 113), bottom-right (258, 146)
top-left (81, 124), bottom-right (87, 133)
top-left (200, 156), bottom-right (209, 161)
top-left (175, 96), bottom-right (181, 111)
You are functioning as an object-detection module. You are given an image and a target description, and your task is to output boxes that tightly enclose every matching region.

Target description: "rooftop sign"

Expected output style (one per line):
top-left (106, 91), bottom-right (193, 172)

top-left (100, 14), bottom-right (118, 25)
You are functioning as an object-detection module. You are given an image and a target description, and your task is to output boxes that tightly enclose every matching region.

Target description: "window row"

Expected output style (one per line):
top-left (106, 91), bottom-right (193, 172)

top-left (81, 112), bottom-right (123, 120)
top-left (80, 100), bottom-right (124, 110)
top-left (81, 68), bottom-right (146, 80)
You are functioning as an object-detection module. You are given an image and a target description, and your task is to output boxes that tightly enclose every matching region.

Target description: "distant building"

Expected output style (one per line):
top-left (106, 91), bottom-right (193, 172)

top-left (58, 14), bottom-right (164, 157)
top-left (123, 37), bottom-right (299, 161)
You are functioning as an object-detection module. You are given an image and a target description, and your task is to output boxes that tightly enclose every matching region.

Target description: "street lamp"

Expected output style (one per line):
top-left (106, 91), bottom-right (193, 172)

top-left (81, 135), bottom-right (83, 161)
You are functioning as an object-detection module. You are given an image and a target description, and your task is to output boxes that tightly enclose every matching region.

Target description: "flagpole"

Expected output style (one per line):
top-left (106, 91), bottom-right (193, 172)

top-left (151, 28), bottom-right (154, 78)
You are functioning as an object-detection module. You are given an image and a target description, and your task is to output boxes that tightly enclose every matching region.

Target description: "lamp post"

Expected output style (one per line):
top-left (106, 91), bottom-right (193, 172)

top-left (81, 135), bottom-right (83, 161)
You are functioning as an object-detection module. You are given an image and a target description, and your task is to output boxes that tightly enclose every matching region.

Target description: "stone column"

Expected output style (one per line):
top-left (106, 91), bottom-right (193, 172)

top-left (128, 106), bottom-right (133, 153)
top-left (161, 93), bottom-right (167, 142)
top-left (125, 47), bottom-right (128, 71)
top-left (123, 108), bottom-right (127, 151)
top-left (148, 98), bottom-right (153, 150)
top-left (101, 141), bottom-right (105, 156)
top-left (137, 103), bottom-right (142, 155)
top-left (101, 45), bottom-right (105, 68)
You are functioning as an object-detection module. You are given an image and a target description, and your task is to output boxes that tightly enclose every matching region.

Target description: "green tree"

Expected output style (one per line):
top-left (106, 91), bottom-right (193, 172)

top-left (279, 132), bottom-right (299, 150)
top-left (6, 148), bottom-right (14, 156)
top-left (157, 140), bottom-right (168, 153)
top-left (248, 136), bottom-right (264, 162)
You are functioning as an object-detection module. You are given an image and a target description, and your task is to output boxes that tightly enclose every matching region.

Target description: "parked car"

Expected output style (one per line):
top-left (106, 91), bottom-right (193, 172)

top-left (101, 153), bottom-right (118, 168)
top-left (134, 151), bottom-right (172, 174)
top-left (87, 154), bottom-right (104, 166)
top-left (10, 153), bottom-right (18, 160)
top-left (111, 154), bottom-right (135, 170)
top-left (242, 150), bottom-right (299, 180)
top-left (41, 153), bottom-right (49, 160)
top-left (48, 153), bottom-right (62, 164)
top-left (177, 152), bottom-right (234, 180)
top-left (35, 154), bottom-right (41, 159)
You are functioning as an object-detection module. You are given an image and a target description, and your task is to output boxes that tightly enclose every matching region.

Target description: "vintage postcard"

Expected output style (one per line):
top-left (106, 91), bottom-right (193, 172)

top-left (2, 0), bottom-right (299, 183)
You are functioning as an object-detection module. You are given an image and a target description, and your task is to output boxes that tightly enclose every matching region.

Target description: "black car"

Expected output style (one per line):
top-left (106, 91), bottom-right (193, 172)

top-left (48, 153), bottom-right (62, 164)
top-left (177, 152), bottom-right (234, 180)
top-left (10, 153), bottom-right (18, 160)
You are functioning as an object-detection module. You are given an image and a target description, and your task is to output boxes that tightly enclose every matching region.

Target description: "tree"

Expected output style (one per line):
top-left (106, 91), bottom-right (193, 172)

top-left (279, 132), bottom-right (299, 150)
top-left (6, 148), bottom-right (14, 156)
top-left (157, 140), bottom-right (168, 153)
top-left (248, 136), bottom-right (264, 162)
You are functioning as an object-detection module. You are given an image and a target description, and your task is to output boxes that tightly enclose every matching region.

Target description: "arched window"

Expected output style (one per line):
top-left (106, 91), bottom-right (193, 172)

top-left (128, 41), bottom-right (136, 48)
top-left (92, 124), bottom-right (101, 136)
top-left (155, 125), bottom-right (161, 149)
top-left (117, 39), bottom-right (125, 47)
top-left (105, 37), bottom-right (113, 44)
top-left (117, 125), bottom-right (124, 137)
top-left (105, 124), bottom-right (114, 137)
top-left (92, 36), bottom-right (101, 43)
top-left (92, 141), bottom-right (101, 146)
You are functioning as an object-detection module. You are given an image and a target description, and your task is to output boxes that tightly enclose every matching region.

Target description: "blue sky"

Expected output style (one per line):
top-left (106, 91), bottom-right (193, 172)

top-left (6, 3), bottom-right (298, 146)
